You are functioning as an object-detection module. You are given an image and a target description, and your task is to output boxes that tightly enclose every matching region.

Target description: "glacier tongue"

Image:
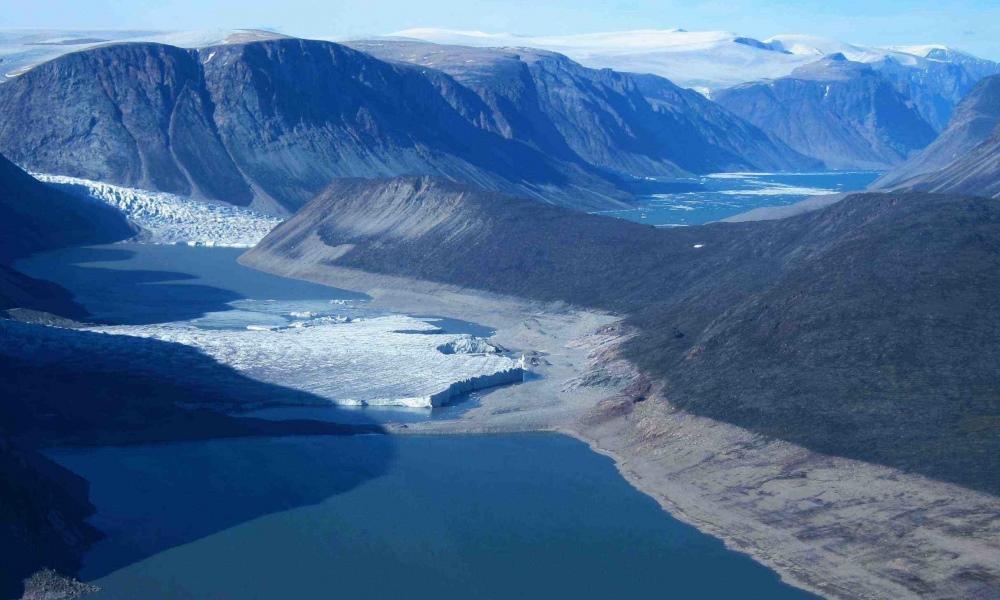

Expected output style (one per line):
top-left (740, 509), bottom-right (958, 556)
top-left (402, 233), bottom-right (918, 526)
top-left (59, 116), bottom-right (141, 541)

top-left (34, 173), bottom-right (282, 248)
top-left (93, 313), bottom-right (525, 408)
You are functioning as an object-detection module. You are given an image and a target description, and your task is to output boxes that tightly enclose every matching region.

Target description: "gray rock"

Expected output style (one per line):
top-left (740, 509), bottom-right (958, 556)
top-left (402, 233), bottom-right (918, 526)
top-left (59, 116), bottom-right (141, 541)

top-left (715, 54), bottom-right (938, 169)
top-left (874, 74), bottom-right (1000, 194)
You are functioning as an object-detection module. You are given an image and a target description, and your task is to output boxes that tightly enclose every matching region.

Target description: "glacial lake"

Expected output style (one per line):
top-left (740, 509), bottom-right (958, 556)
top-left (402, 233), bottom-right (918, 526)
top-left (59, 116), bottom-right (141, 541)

top-left (49, 434), bottom-right (816, 599)
top-left (604, 171), bottom-right (881, 226)
top-left (24, 229), bottom-right (817, 597)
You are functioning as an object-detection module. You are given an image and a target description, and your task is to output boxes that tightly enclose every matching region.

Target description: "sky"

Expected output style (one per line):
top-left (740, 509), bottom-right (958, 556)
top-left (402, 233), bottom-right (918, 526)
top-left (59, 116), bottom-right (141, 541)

top-left (2, 0), bottom-right (998, 59)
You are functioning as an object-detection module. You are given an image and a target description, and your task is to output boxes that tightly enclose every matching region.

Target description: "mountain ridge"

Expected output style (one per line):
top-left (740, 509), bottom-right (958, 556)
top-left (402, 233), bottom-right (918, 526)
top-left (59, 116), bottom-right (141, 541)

top-left (243, 177), bottom-right (1000, 496)
top-left (0, 37), bottom-right (816, 215)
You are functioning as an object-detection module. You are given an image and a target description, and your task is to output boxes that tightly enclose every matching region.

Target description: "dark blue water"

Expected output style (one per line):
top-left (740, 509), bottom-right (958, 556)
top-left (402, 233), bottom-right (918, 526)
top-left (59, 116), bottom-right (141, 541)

top-left (26, 238), bottom-right (818, 598)
top-left (49, 434), bottom-right (817, 599)
top-left (601, 171), bottom-right (881, 226)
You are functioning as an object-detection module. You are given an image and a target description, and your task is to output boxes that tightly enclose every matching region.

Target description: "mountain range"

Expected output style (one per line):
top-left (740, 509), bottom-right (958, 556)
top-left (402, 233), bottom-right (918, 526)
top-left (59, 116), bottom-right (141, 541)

top-left (397, 29), bottom-right (1000, 135)
top-left (874, 74), bottom-right (1000, 196)
top-left (0, 36), bottom-right (815, 214)
top-left (715, 54), bottom-right (938, 169)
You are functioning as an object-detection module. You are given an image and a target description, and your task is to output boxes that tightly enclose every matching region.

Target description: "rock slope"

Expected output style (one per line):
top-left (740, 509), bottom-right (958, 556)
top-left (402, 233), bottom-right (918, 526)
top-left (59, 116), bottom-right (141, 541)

top-left (874, 74), bottom-right (1000, 192)
top-left (348, 40), bottom-right (819, 175)
top-left (244, 177), bottom-right (1000, 495)
top-left (0, 37), bottom-right (821, 214)
top-left (715, 54), bottom-right (938, 169)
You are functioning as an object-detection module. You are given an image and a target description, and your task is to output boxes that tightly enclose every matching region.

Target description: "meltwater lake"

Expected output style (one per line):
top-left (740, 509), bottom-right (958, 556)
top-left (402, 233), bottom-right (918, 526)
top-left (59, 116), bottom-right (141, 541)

top-left (15, 175), bottom-right (838, 598)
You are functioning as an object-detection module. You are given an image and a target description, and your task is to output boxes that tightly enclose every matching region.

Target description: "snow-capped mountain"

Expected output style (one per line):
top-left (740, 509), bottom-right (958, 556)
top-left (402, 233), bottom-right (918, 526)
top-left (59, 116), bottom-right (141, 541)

top-left (0, 28), bottom-right (286, 79)
top-left (394, 28), bottom-right (996, 88)
top-left (391, 28), bottom-right (815, 93)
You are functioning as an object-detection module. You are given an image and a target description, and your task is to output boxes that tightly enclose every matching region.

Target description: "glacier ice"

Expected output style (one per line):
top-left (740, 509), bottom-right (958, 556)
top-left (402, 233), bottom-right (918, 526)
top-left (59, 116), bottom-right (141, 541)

top-left (93, 312), bottom-right (525, 408)
top-left (34, 173), bottom-right (282, 248)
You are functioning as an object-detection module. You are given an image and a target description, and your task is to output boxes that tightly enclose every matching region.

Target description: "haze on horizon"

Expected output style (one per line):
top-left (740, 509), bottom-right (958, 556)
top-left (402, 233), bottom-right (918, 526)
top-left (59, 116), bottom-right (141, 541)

top-left (2, 0), bottom-right (999, 61)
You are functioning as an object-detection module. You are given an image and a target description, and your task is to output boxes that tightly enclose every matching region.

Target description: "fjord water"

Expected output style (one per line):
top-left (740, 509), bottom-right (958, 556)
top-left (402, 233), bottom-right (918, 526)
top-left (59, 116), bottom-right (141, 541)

top-left (50, 435), bottom-right (816, 599)
top-left (23, 241), bottom-right (816, 598)
top-left (604, 171), bottom-right (880, 226)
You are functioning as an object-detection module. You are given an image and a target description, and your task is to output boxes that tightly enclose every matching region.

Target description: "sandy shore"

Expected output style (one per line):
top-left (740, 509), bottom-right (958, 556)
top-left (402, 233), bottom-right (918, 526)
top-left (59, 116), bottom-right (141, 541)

top-left (240, 256), bottom-right (1000, 600)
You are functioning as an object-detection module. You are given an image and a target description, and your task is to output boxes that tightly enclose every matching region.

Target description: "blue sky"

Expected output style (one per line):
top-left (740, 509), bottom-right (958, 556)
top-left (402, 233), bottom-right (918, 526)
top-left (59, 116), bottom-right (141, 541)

top-left (3, 0), bottom-right (998, 59)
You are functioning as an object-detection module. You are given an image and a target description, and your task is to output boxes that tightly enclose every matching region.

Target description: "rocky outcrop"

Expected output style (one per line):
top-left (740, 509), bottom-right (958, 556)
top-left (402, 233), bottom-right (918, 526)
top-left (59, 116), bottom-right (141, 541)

top-left (715, 54), bottom-right (938, 169)
top-left (0, 437), bottom-right (101, 600)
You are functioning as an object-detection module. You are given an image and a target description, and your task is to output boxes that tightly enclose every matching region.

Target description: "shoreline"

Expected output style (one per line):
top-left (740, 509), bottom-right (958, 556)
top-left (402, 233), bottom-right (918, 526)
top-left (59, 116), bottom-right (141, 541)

top-left (241, 256), bottom-right (1000, 599)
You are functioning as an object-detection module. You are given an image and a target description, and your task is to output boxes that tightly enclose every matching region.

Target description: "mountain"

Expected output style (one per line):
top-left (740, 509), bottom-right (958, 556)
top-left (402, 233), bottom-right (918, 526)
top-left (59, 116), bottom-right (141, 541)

top-left (347, 40), bottom-right (819, 175)
top-left (880, 126), bottom-right (1000, 198)
top-left (391, 28), bottom-right (820, 92)
top-left (875, 74), bottom-right (1000, 190)
top-left (0, 28), bottom-right (287, 80)
top-left (244, 177), bottom-right (1000, 495)
top-left (714, 54), bottom-right (938, 169)
top-left (0, 37), bottom-right (815, 216)
top-left (395, 29), bottom-right (1000, 132)
top-left (0, 39), bottom-right (636, 214)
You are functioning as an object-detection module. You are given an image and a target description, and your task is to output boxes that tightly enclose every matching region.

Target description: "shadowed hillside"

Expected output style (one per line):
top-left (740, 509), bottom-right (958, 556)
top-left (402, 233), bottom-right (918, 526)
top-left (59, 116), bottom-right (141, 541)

top-left (244, 177), bottom-right (1000, 494)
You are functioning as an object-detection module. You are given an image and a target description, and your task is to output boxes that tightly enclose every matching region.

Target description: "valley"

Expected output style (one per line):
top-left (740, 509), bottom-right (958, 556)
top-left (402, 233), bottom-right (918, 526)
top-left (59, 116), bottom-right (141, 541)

top-left (1, 16), bottom-right (998, 600)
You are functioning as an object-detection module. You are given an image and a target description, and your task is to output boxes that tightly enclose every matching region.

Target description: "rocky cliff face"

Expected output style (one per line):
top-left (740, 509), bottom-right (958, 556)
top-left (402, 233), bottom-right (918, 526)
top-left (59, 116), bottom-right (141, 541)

top-left (244, 178), bottom-right (1000, 495)
top-left (715, 54), bottom-right (938, 169)
top-left (874, 74), bottom-right (1000, 192)
top-left (348, 40), bottom-right (819, 175)
top-left (0, 38), bottom-right (820, 215)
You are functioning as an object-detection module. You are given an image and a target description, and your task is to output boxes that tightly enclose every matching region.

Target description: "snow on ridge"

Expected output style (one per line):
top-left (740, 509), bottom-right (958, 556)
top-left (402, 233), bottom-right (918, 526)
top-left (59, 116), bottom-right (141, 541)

top-left (35, 173), bottom-right (282, 248)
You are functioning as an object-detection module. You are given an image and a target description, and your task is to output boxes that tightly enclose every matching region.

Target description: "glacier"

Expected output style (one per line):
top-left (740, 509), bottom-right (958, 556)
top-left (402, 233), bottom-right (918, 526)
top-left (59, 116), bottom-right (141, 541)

top-left (92, 311), bottom-right (525, 408)
top-left (34, 174), bottom-right (282, 248)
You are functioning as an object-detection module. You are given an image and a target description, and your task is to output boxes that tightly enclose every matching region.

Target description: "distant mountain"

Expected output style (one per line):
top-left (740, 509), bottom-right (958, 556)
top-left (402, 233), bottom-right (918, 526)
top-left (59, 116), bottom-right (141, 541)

top-left (395, 29), bottom-right (999, 94)
top-left (244, 177), bottom-right (1000, 495)
top-left (875, 74), bottom-right (1000, 192)
top-left (348, 40), bottom-right (819, 175)
top-left (0, 38), bottom-right (816, 215)
top-left (392, 28), bottom-right (819, 92)
top-left (714, 54), bottom-right (938, 169)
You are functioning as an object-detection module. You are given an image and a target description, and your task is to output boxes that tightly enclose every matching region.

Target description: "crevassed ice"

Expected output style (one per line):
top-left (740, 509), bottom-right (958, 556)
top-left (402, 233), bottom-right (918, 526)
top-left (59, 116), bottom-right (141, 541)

top-left (93, 313), bottom-right (524, 408)
top-left (34, 173), bottom-right (282, 248)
